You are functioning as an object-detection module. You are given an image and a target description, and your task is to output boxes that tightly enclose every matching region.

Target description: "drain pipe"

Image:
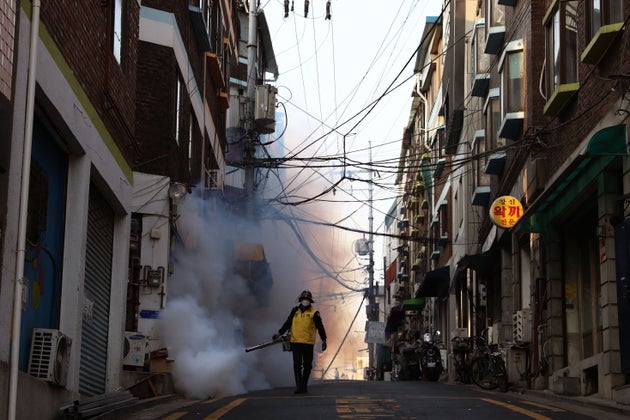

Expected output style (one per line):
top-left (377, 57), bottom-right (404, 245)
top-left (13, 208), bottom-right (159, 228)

top-left (415, 74), bottom-right (429, 146)
top-left (8, 1), bottom-right (40, 419)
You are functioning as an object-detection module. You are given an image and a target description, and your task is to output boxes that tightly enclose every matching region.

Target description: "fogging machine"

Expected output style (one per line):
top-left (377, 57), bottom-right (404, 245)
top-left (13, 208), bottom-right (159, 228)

top-left (245, 334), bottom-right (291, 352)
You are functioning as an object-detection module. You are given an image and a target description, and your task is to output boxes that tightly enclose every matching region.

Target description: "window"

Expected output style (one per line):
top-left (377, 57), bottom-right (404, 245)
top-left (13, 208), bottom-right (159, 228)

top-left (438, 201), bottom-right (448, 239)
top-left (484, 0), bottom-right (506, 54)
top-left (483, 89), bottom-right (507, 175)
top-left (471, 21), bottom-right (491, 97)
top-left (498, 40), bottom-right (525, 139)
top-left (503, 50), bottom-right (524, 114)
top-left (545, 1), bottom-right (578, 98)
top-left (112, 0), bottom-right (124, 64)
top-left (582, 0), bottom-right (625, 64)
top-left (473, 132), bottom-right (488, 189)
top-left (473, 22), bottom-right (490, 75)
top-left (486, 0), bottom-right (505, 27)
top-left (484, 91), bottom-right (505, 151)
top-left (586, 0), bottom-right (624, 39)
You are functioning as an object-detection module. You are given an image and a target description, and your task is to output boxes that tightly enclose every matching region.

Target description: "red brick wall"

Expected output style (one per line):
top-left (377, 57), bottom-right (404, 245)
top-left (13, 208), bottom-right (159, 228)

top-left (539, 0), bottom-right (630, 174)
top-left (134, 1), bottom-right (222, 185)
top-left (40, 0), bottom-right (140, 164)
top-left (135, 42), bottom-right (184, 179)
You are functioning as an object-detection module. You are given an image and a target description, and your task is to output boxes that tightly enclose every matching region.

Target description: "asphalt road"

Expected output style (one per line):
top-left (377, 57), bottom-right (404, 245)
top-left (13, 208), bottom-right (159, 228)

top-left (121, 380), bottom-right (630, 420)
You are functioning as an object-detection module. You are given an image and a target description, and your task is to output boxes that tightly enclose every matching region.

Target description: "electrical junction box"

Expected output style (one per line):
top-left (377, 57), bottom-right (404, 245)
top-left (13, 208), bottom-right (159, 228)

top-left (254, 85), bottom-right (277, 133)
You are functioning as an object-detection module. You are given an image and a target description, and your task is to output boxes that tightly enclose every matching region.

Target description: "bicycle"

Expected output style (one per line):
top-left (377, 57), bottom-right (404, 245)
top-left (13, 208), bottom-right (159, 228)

top-left (451, 336), bottom-right (474, 384)
top-left (469, 330), bottom-right (508, 392)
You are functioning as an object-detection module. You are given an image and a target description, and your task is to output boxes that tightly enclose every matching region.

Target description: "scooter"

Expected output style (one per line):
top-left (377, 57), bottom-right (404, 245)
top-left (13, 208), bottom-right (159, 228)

top-left (420, 332), bottom-right (443, 381)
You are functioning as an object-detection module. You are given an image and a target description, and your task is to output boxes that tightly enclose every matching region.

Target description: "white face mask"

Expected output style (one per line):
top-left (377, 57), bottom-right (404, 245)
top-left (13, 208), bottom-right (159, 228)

top-left (301, 300), bottom-right (311, 307)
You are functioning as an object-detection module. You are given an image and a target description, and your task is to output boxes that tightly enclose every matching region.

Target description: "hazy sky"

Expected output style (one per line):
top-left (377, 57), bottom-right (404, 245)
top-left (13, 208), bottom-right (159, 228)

top-left (262, 3), bottom-right (443, 311)
top-left (263, 0), bottom-right (443, 257)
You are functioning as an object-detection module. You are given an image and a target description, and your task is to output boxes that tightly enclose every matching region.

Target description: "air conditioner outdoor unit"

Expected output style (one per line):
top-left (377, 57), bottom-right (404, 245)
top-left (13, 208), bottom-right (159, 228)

top-left (123, 332), bottom-right (149, 368)
top-left (28, 328), bottom-right (71, 387)
top-left (513, 309), bottom-right (532, 343)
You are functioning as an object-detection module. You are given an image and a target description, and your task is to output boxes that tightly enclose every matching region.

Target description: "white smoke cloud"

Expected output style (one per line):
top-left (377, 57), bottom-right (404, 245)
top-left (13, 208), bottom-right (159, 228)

top-left (159, 194), bottom-right (309, 398)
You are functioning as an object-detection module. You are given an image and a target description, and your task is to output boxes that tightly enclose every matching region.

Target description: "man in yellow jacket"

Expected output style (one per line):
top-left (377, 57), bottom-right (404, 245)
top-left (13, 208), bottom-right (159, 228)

top-left (273, 290), bottom-right (327, 394)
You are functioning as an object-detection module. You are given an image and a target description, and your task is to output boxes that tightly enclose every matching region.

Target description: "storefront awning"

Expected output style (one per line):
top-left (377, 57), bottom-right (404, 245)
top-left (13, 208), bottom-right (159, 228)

top-left (586, 124), bottom-right (627, 156)
top-left (415, 266), bottom-right (450, 298)
top-left (402, 298), bottom-right (425, 311)
top-left (514, 124), bottom-right (626, 233)
top-left (451, 249), bottom-right (494, 293)
top-left (456, 249), bottom-right (495, 273)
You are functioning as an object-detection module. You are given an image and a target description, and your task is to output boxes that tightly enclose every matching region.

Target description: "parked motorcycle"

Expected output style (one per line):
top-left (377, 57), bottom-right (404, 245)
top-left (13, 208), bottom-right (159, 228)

top-left (420, 332), bottom-right (443, 381)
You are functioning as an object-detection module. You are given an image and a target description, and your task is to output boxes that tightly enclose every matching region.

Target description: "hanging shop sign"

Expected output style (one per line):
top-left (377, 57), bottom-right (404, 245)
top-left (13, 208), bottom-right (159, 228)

top-left (489, 195), bottom-right (523, 228)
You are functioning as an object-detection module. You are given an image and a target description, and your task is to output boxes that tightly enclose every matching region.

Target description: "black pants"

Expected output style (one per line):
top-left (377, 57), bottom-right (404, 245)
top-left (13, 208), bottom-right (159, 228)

top-left (291, 342), bottom-right (314, 392)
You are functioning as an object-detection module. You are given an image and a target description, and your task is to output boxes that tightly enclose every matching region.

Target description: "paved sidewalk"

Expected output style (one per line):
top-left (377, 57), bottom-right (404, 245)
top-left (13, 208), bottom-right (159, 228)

top-left (507, 387), bottom-right (630, 420)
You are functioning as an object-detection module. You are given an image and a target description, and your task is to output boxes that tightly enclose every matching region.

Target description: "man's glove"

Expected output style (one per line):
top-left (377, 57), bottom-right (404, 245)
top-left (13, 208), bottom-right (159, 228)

top-left (321, 341), bottom-right (327, 351)
top-left (272, 333), bottom-right (280, 341)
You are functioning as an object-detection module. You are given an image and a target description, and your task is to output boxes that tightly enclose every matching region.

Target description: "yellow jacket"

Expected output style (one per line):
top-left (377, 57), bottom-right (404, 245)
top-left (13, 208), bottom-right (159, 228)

top-left (278, 305), bottom-right (327, 345)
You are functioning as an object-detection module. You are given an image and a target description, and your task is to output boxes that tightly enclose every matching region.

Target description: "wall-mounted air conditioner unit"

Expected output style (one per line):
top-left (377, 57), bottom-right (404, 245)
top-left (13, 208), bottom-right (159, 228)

top-left (123, 332), bottom-right (149, 368)
top-left (28, 328), bottom-right (72, 387)
top-left (513, 309), bottom-right (532, 343)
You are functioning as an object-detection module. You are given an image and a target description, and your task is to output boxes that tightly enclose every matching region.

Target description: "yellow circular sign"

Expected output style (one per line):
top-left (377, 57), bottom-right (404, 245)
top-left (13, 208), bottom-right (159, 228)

top-left (489, 195), bottom-right (523, 228)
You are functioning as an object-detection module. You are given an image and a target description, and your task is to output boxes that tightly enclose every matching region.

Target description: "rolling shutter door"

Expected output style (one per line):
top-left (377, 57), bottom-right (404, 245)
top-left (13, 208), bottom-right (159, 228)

top-left (79, 185), bottom-right (114, 396)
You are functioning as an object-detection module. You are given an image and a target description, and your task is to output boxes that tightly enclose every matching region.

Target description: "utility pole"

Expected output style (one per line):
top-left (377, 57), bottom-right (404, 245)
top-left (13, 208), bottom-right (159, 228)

top-left (244, 0), bottom-right (258, 219)
top-left (368, 141), bottom-right (375, 372)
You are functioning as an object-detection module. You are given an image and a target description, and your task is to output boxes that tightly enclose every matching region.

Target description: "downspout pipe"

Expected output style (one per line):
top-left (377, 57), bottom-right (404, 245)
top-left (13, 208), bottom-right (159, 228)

top-left (415, 74), bottom-right (428, 146)
top-left (8, 1), bottom-right (40, 419)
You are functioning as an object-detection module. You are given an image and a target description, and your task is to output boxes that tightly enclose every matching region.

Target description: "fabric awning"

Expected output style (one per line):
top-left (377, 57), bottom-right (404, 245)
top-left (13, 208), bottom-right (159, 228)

top-left (586, 124), bottom-right (627, 155)
top-left (514, 124), bottom-right (626, 233)
top-left (402, 298), bottom-right (425, 311)
top-left (451, 248), bottom-right (497, 293)
top-left (415, 266), bottom-right (450, 298)
top-left (456, 249), bottom-right (496, 273)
